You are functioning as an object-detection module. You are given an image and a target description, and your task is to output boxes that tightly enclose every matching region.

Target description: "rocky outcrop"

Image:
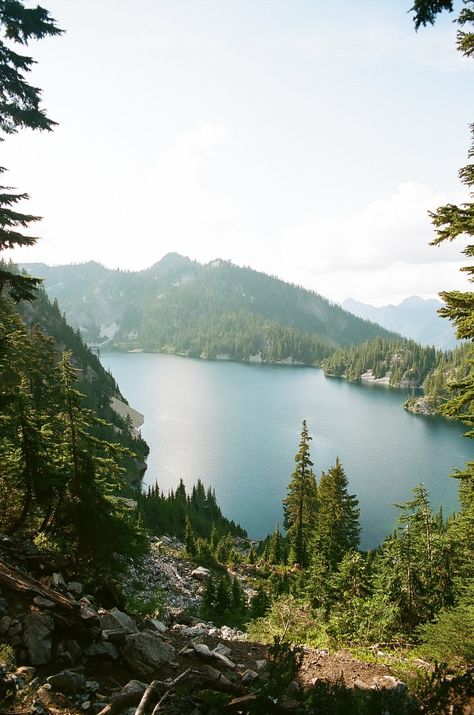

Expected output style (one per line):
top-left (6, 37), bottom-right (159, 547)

top-left (404, 396), bottom-right (439, 415)
top-left (23, 612), bottom-right (54, 665)
top-left (122, 631), bottom-right (175, 677)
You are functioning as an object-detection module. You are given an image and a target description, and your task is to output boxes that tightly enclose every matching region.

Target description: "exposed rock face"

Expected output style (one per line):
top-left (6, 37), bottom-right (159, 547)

top-left (404, 396), bottom-right (438, 415)
top-left (47, 670), bottom-right (87, 694)
top-left (100, 607), bottom-right (138, 634)
top-left (23, 612), bottom-right (54, 665)
top-left (122, 631), bottom-right (175, 677)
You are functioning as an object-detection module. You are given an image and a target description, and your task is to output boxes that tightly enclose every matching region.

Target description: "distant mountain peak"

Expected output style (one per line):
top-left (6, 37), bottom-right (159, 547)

top-left (342, 296), bottom-right (455, 350)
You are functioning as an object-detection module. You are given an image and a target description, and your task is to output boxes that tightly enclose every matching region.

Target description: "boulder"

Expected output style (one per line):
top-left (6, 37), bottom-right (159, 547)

top-left (100, 608), bottom-right (138, 634)
top-left (67, 582), bottom-right (83, 598)
top-left (213, 643), bottom-right (232, 657)
top-left (191, 567), bottom-right (211, 581)
top-left (145, 619), bottom-right (167, 634)
top-left (23, 612), bottom-right (54, 666)
top-left (122, 632), bottom-right (175, 678)
top-left (33, 596), bottom-right (55, 609)
top-left (47, 670), bottom-right (87, 694)
top-left (84, 641), bottom-right (119, 660)
top-left (241, 669), bottom-right (259, 685)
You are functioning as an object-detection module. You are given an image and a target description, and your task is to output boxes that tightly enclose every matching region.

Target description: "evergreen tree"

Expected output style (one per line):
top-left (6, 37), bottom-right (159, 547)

top-left (283, 420), bottom-right (318, 567)
top-left (184, 515), bottom-right (197, 557)
top-left (316, 458), bottom-right (360, 570)
top-left (0, 1), bottom-right (62, 299)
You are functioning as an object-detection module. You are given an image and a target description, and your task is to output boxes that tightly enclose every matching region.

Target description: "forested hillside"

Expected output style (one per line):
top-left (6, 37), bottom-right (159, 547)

top-left (323, 336), bottom-right (474, 416)
top-left (21, 254), bottom-right (397, 364)
top-left (13, 283), bottom-right (149, 483)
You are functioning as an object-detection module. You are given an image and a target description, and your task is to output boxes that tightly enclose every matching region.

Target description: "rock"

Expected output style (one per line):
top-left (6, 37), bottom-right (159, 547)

top-left (254, 659), bottom-right (268, 672)
top-left (146, 619), bottom-right (167, 634)
top-left (178, 624), bottom-right (208, 637)
top-left (241, 669), bottom-right (259, 685)
top-left (191, 567), bottom-right (211, 581)
top-left (82, 701), bottom-right (91, 710)
top-left (16, 666), bottom-right (36, 683)
top-left (0, 616), bottom-right (11, 635)
top-left (65, 639), bottom-right (82, 665)
top-left (211, 651), bottom-right (236, 669)
top-left (213, 643), bottom-right (232, 657)
top-left (171, 609), bottom-right (193, 625)
top-left (192, 642), bottom-right (212, 658)
top-left (47, 670), bottom-right (87, 694)
top-left (101, 629), bottom-right (126, 645)
top-left (51, 573), bottom-right (67, 589)
top-left (122, 632), bottom-right (175, 678)
top-left (23, 612), bottom-right (54, 666)
top-left (372, 675), bottom-right (406, 693)
top-left (7, 620), bottom-right (22, 637)
top-left (33, 596), bottom-right (55, 609)
top-left (100, 608), bottom-right (138, 634)
top-left (286, 680), bottom-right (300, 697)
top-left (67, 582), bottom-right (83, 598)
top-left (84, 641), bottom-right (119, 660)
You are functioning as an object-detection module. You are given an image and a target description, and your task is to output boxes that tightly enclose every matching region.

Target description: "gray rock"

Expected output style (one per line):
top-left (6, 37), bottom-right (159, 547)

top-left (213, 643), bottom-right (231, 657)
top-left (67, 582), bottom-right (83, 598)
top-left (101, 629), bottom-right (126, 645)
top-left (65, 639), bottom-right (82, 665)
top-left (146, 619), bottom-right (167, 634)
top-left (254, 659), bottom-right (268, 672)
top-left (193, 642), bottom-right (212, 658)
top-left (51, 573), bottom-right (66, 589)
top-left (372, 675), bottom-right (406, 693)
top-left (100, 608), bottom-right (138, 634)
top-left (47, 670), bottom-right (87, 694)
top-left (211, 651), bottom-right (236, 669)
top-left (122, 632), bottom-right (175, 678)
top-left (191, 567), bottom-right (211, 580)
top-left (33, 596), bottom-right (55, 609)
top-left (241, 669), bottom-right (259, 685)
top-left (84, 641), bottom-right (119, 660)
top-left (23, 612), bottom-right (54, 665)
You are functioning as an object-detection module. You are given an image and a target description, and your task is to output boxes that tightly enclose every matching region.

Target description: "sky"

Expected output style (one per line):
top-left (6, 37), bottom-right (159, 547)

top-left (4, 0), bottom-right (473, 305)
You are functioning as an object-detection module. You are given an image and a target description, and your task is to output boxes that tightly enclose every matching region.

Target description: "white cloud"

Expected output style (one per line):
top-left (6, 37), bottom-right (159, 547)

top-left (264, 181), bottom-right (470, 304)
top-left (277, 181), bottom-right (465, 271)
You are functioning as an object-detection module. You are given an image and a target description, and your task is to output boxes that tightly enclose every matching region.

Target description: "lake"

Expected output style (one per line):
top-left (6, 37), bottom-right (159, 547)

top-left (101, 352), bottom-right (473, 548)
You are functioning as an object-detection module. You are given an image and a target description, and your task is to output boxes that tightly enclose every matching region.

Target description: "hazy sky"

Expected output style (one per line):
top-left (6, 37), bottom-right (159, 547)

top-left (4, 0), bottom-right (473, 305)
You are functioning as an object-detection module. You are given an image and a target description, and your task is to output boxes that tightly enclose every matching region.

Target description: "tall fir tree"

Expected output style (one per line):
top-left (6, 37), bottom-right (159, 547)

top-left (0, 1), bottom-right (62, 299)
top-left (283, 420), bottom-right (318, 567)
top-left (316, 458), bottom-right (360, 570)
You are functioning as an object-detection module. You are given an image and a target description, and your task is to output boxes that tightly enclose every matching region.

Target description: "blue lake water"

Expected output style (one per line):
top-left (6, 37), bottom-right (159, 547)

top-left (101, 352), bottom-right (473, 548)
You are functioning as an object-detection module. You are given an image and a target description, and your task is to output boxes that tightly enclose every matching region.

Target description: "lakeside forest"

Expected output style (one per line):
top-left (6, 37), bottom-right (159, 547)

top-left (0, 0), bottom-right (473, 712)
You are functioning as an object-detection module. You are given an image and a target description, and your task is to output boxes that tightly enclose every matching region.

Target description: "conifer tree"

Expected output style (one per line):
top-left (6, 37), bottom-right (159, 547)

top-left (283, 420), bottom-right (318, 567)
top-left (184, 515), bottom-right (197, 557)
top-left (0, 1), bottom-right (62, 299)
top-left (316, 458), bottom-right (360, 570)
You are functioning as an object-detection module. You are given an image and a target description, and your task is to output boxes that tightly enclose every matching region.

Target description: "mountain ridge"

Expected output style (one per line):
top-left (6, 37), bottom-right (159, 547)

top-left (342, 295), bottom-right (458, 349)
top-left (20, 254), bottom-right (399, 365)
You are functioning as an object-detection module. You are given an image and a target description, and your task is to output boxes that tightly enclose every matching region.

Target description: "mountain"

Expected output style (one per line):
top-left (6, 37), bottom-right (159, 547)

top-left (21, 254), bottom-right (398, 365)
top-left (342, 296), bottom-right (458, 349)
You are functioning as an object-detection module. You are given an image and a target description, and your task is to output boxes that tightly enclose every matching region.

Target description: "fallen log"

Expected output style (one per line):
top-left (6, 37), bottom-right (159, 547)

top-left (0, 557), bottom-right (100, 636)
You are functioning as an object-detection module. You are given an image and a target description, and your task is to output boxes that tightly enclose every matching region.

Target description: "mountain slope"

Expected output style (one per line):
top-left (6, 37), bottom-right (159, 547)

top-left (15, 287), bottom-right (149, 483)
top-left (342, 296), bottom-right (458, 349)
top-left (21, 255), bottom-right (398, 364)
